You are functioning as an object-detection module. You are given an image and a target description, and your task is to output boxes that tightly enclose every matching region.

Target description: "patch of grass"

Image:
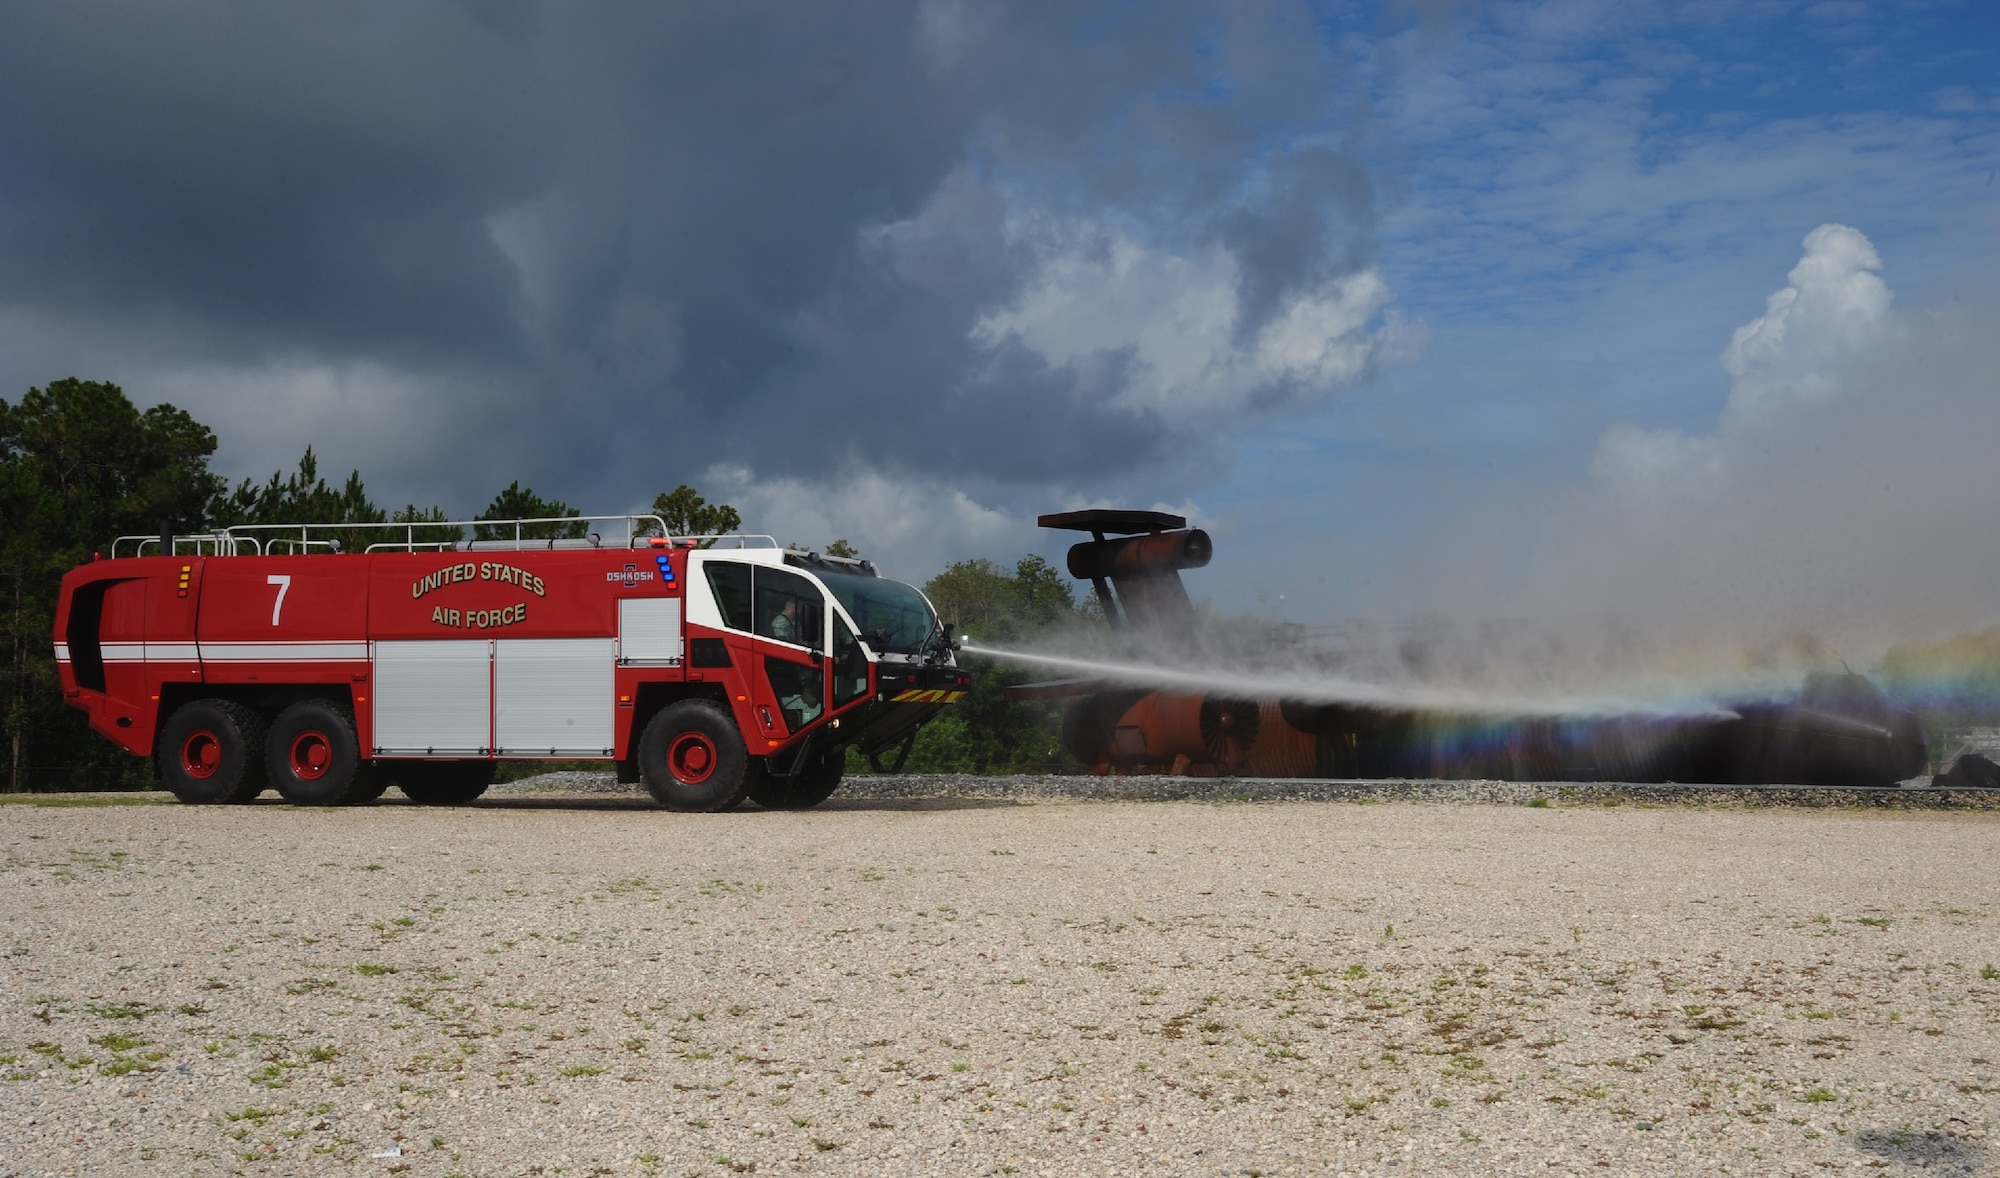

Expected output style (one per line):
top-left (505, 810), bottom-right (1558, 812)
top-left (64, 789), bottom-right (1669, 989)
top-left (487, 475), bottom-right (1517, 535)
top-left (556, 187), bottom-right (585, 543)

top-left (1981, 964), bottom-right (1997, 981)
top-left (247, 1064), bottom-right (294, 1088)
top-left (88, 1001), bottom-right (161, 1020)
top-left (225, 1106), bottom-right (286, 1126)
top-left (1527, 796), bottom-right (1550, 808)
top-left (559, 1065), bottom-right (606, 1077)
top-left (1800, 1087), bottom-right (1838, 1104)
top-left (0, 794), bottom-right (171, 808)
top-left (351, 964), bottom-right (398, 977)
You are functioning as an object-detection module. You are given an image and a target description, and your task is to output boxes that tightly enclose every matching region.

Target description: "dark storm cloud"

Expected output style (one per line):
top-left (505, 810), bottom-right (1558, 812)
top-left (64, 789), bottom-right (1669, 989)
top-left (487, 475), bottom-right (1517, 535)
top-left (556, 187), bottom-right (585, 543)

top-left (0, 3), bottom-right (552, 361)
top-left (0, 0), bottom-right (1386, 510)
top-left (1221, 146), bottom-right (1378, 341)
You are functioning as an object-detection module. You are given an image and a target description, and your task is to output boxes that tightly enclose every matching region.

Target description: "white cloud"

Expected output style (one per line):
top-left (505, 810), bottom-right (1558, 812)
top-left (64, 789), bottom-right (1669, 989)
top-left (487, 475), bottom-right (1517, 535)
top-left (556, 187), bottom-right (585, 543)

top-left (1716, 223), bottom-right (1893, 426)
top-left (1592, 223), bottom-right (1894, 501)
top-left (1588, 423), bottom-right (1724, 505)
top-left (971, 215), bottom-right (1415, 420)
top-left (698, 463), bottom-right (1035, 585)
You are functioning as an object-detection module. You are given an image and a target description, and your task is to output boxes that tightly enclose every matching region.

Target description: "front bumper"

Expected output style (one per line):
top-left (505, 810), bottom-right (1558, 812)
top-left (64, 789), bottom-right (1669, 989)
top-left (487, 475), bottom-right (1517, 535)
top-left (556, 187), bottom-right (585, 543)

top-left (839, 663), bottom-right (973, 763)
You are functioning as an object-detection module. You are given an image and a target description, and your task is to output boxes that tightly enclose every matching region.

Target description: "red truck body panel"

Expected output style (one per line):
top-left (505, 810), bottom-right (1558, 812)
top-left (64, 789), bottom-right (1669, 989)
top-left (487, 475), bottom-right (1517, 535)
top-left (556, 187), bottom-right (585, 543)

top-left (58, 547), bottom-right (732, 762)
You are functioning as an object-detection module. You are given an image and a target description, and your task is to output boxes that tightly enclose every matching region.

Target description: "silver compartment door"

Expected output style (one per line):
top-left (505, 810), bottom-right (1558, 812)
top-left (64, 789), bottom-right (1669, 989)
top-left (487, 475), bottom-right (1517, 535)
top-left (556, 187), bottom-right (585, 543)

top-left (371, 640), bottom-right (492, 755)
top-left (494, 638), bottom-right (615, 756)
top-left (618, 597), bottom-right (683, 665)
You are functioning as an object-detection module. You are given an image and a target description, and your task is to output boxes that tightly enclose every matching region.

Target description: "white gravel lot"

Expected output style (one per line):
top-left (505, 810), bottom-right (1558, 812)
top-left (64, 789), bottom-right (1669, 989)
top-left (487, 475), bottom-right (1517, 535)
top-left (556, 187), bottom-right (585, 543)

top-left (3, 779), bottom-right (1998, 1177)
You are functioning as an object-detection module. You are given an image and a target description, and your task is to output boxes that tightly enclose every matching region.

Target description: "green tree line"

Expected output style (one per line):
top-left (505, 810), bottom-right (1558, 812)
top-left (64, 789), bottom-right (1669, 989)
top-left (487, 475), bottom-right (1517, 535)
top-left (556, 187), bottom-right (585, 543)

top-left (877, 555), bottom-right (1092, 775)
top-left (2, 378), bottom-right (1081, 789)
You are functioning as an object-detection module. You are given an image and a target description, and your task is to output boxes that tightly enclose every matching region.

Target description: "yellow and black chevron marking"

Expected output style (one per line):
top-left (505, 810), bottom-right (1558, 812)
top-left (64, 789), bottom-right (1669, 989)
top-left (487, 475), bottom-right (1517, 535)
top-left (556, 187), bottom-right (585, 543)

top-left (889, 688), bottom-right (967, 704)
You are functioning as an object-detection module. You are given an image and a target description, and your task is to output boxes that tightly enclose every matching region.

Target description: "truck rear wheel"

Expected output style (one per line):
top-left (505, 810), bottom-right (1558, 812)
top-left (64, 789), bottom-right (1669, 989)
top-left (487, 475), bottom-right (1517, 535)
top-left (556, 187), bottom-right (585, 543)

top-left (160, 699), bottom-right (269, 804)
top-left (748, 750), bottom-right (845, 809)
top-left (390, 760), bottom-right (494, 806)
top-left (640, 701), bottom-right (749, 812)
top-left (267, 699), bottom-right (366, 806)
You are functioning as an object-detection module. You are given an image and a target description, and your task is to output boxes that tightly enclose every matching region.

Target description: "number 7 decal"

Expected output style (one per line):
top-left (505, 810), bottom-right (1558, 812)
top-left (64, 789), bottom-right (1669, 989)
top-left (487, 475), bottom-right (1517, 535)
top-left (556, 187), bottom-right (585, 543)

top-left (267, 574), bottom-right (292, 625)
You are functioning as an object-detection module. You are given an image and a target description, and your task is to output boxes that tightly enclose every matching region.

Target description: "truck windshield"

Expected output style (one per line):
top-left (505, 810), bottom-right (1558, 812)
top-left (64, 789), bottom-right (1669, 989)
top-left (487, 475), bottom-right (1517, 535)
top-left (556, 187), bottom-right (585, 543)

top-left (816, 572), bottom-right (937, 656)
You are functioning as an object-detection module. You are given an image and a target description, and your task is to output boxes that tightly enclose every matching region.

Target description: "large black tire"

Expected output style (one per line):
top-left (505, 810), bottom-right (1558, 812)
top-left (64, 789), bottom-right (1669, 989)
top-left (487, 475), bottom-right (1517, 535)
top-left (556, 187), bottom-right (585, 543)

top-left (267, 699), bottom-right (366, 805)
top-left (159, 699), bottom-right (269, 804)
top-left (747, 750), bottom-right (845, 810)
top-left (639, 701), bottom-right (749, 812)
top-left (389, 760), bottom-right (494, 806)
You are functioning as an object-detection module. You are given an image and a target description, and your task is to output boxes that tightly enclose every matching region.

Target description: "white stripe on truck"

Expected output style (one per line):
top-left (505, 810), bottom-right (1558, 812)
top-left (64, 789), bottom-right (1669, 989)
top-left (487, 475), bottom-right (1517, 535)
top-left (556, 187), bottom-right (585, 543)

top-left (200, 641), bottom-right (369, 662)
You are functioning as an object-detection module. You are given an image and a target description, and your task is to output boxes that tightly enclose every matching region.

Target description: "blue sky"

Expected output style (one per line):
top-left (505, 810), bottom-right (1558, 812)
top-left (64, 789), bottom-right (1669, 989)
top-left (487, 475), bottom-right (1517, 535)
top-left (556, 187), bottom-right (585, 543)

top-left (1210, 0), bottom-right (2000, 629)
top-left (0, 0), bottom-right (1995, 646)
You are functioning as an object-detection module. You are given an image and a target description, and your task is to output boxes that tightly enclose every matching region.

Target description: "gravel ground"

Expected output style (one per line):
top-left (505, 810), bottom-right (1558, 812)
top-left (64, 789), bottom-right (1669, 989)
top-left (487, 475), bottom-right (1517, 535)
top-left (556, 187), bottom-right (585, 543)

top-left (3, 776), bottom-right (1998, 1177)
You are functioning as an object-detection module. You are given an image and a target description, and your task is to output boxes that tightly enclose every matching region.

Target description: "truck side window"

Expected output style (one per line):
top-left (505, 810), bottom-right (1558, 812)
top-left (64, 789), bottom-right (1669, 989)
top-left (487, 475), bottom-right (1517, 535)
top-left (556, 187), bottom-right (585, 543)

top-left (753, 566), bottom-right (824, 653)
top-left (704, 562), bottom-right (752, 632)
top-left (832, 614), bottom-right (868, 707)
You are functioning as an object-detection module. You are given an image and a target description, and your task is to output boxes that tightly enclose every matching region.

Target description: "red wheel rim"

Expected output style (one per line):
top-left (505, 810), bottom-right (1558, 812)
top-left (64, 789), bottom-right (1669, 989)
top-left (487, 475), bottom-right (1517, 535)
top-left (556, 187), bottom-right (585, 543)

top-left (181, 730), bottom-right (222, 780)
top-left (667, 732), bottom-right (717, 784)
top-left (288, 730), bottom-right (332, 781)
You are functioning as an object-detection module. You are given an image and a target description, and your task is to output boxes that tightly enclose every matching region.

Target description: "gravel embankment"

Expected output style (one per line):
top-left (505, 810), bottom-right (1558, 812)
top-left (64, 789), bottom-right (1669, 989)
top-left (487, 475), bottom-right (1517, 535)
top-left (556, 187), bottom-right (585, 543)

top-left (497, 769), bottom-right (2000, 810)
top-left (3, 777), bottom-right (1998, 1176)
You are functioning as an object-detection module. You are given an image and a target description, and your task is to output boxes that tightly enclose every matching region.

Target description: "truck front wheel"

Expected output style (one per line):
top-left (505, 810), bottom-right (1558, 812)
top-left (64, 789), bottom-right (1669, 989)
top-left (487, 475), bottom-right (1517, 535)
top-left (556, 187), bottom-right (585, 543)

top-left (640, 701), bottom-right (749, 812)
top-left (160, 699), bottom-right (269, 804)
top-left (267, 699), bottom-right (366, 805)
top-left (748, 750), bottom-right (845, 810)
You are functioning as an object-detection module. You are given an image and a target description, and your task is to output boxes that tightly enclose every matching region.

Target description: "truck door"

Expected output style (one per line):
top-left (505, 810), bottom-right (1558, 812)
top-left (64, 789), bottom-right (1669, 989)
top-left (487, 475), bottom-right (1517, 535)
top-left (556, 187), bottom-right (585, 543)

top-left (746, 565), bottom-right (828, 749)
top-left (828, 610), bottom-right (872, 718)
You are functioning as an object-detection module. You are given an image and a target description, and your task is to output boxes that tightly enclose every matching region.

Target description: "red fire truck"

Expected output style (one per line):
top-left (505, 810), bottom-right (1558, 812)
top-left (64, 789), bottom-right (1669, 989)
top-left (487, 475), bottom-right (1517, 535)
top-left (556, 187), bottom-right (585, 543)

top-left (53, 516), bottom-right (970, 810)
